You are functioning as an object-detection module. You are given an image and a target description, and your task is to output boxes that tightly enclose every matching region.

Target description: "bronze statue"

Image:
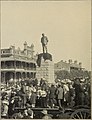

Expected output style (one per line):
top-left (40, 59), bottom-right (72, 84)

top-left (41, 33), bottom-right (48, 53)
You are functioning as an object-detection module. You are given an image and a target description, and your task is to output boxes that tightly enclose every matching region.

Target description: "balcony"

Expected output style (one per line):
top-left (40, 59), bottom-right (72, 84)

top-left (1, 66), bottom-right (36, 72)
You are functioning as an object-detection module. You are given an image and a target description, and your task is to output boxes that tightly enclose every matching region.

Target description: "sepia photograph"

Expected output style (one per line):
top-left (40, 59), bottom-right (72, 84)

top-left (1, 0), bottom-right (91, 119)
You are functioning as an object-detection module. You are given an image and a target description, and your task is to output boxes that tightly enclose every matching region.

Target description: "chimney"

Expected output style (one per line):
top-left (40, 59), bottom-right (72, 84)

top-left (10, 45), bottom-right (15, 54)
top-left (31, 43), bottom-right (34, 48)
top-left (18, 47), bottom-right (20, 54)
top-left (31, 44), bottom-right (34, 58)
top-left (68, 59), bottom-right (72, 64)
top-left (24, 41), bottom-right (27, 50)
top-left (79, 62), bottom-right (82, 67)
top-left (74, 60), bottom-right (77, 64)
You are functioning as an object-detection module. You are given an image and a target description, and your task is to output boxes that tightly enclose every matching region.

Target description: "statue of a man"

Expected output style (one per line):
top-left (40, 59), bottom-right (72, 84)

top-left (41, 33), bottom-right (48, 53)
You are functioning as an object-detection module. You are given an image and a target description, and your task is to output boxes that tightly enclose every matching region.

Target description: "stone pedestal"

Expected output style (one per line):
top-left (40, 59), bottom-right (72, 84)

top-left (36, 53), bottom-right (54, 84)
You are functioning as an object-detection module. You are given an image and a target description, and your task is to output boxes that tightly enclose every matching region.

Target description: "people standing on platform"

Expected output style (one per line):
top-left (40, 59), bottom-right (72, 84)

top-left (49, 84), bottom-right (56, 108)
top-left (68, 83), bottom-right (75, 107)
top-left (1, 75), bottom-right (91, 119)
top-left (56, 83), bottom-right (64, 109)
top-left (40, 87), bottom-right (47, 108)
top-left (23, 107), bottom-right (33, 119)
top-left (63, 82), bottom-right (69, 106)
top-left (41, 109), bottom-right (52, 119)
top-left (1, 95), bottom-right (9, 118)
top-left (36, 87), bottom-right (42, 107)
top-left (30, 89), bottom-right (37, 108)
top-left (73, 78), bottom-right (84, 106)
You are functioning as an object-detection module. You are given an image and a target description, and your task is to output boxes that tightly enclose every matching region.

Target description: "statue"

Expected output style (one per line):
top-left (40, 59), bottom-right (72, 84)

top-left (41, 33), bottom-right (48, 53)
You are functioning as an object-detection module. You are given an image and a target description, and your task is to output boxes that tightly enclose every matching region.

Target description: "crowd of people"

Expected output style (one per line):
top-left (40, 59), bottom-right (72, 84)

top-left (1, 77), bottom-right (91, 119)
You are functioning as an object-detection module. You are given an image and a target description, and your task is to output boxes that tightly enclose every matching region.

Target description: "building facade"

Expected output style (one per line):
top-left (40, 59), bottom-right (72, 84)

top-left (36, 57), bottom-right (54, 84)
top-left (54, 59), bottom-right (82, 72)
top-left (1, 42), bottom-right (36, 85)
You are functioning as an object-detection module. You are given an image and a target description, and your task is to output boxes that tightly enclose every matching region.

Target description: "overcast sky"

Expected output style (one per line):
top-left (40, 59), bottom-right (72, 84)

top-left (1, 1), bottom-right (91, 70)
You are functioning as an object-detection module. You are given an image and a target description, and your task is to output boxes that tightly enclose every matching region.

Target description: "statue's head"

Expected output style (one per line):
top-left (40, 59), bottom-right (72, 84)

top-left (42, 33), bottom-right (44, 36)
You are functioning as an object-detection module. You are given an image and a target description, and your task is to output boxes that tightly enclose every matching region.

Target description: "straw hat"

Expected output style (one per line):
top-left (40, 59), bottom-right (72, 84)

top-left (42, 77), bottom-right (46, 80)
top-left (26, 103), bottom-right (31, 108)
top-left (41, 110), bottom-right (48, 115)
top-left (2, 100), bottom-right (9, 105)
top-left (27, 109), bottom-right (33, 116)
top-left (61, 81), bottom-right (66, 84)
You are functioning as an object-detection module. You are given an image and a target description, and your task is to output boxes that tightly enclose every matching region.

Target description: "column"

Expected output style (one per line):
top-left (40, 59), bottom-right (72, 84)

top-left (14, 60), bottom-right (16, 84)
top-left (4, 72), bottom-right (6, 84)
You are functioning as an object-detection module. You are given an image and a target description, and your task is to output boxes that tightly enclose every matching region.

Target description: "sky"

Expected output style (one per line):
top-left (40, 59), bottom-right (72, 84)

top-left (1, 1), bottom-right (91, 70)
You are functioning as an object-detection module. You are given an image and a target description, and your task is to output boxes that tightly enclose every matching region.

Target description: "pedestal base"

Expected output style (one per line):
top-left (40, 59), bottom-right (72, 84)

top-left (36, 53), bottom-right (52, 67)
top-left (36, 53), bottom-right (54, 84)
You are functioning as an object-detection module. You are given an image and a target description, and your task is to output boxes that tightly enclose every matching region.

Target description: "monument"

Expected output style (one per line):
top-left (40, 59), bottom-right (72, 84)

top-left (41, 33), bottom-right (48, 53)
top-left (36, 33), bottom-right (54, 84)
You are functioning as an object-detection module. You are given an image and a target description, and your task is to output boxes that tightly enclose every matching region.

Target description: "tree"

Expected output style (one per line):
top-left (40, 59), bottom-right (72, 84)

top-left (55, 69), bottom-right (90, 81)
top-left (83, 70), bottom-right (90, 79)
top-left (55, 70), bottom-right (70, 80)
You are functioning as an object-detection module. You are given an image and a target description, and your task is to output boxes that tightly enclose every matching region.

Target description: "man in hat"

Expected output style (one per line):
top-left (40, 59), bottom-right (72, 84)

top-left (40, 87), bottom-right (47, 108)
top-left (23, 104), bottom-right (33, 119)
top-left (1, 96), bottom-right (9, 118)
top-left (49, 84), bottom-right (56, 108)
top-left (73, 78), bottom-right (83, 106)
top-left (41, 33), bottom-right (48, 53)
top-left (41, 109), bottom-right (52, 119)
top-left (56, 83), bottom-right (64, 109)
top-left (63, 82), bottom-right (69, 106)
top-left (30, 90), bottom-right (37, 108)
